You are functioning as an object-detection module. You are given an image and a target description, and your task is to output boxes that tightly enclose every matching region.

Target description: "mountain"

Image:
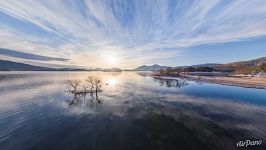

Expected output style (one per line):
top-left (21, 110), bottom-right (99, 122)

top-left (135, 63), bottom-right (221, 71)
top-left (0, 60), bottom-right (54, 71)
top-left (221, 57), bottom-right (266, 68)
top-left (134, 57), bottom-right (266, 74)
top-left (215, 57), bottom-right (266, 74)
top-left (0, 60), bottom-right (87, 71)
top-left (134, 64), bottom-right (168, 71)
top-left (173, 57), bottom-right (266, 74)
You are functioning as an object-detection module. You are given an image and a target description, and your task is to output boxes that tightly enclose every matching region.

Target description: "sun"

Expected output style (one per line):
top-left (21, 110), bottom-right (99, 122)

top-left (108, 57), bottom-right (117, 65)
top-left (102, 53), bottom-right (122, 67)
top-left (105, 55), bottom-right (120, 66)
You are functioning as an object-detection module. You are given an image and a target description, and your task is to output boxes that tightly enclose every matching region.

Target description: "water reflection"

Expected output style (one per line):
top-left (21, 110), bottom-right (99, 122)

top-left (153, 77), bottom-right (188, 88)
top-left (0, 71), bottom-right (266, 150)
top-left (66, 90), bottom-right (102, 106)
top-left (107, 78), bottom-right (117, 86)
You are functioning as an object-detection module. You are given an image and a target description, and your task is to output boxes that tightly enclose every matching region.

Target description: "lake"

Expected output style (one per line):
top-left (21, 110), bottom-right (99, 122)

top-left (0, 71), bottom-right (266, 150)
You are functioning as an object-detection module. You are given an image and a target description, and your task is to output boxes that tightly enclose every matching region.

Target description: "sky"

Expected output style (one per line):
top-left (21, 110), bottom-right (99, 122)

top-left (0, 0), bottom-right (266, 69)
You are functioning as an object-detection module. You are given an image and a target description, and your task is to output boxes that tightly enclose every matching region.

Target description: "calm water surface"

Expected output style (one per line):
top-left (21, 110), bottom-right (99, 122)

top-left (0, 71), bottom-right (266, 150)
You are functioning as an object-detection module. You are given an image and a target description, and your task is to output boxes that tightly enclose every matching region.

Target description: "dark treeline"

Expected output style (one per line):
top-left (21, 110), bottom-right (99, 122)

top-left (180, 66), bottom-right (216, 72)
top-left (153, 67), bottom-right (216, 77)
top-left (153, 68), bottom-right (181, 77)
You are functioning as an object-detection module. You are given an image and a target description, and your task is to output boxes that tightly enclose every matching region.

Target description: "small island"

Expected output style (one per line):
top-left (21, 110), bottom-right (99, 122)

top-left (103, 67), bottom-right (122, 72)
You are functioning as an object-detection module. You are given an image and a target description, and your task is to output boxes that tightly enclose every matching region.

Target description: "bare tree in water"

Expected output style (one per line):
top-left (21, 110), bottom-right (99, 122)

top-left (86, 76), bottom-right (102, 97)
top-left (69, 79), bottom-right (82, 92)
top-left (66, 76), bottom-right (103, 105)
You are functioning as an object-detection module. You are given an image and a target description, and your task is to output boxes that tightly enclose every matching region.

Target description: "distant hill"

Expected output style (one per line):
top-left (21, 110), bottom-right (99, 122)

top-left (134, 57), bottom-right (266, 74)
top-left (0, 60), bottom-right (87, 71)
top-left (215, 57), bottom-right (266, 74)
top-left (0, 60), bottom-right (54, 71)
top-left (135, 63), bottom-right (221, 71)
top-left (134, 64), bottom-right (168, 71)
top-left (221, 57), bottom-right (266, 68)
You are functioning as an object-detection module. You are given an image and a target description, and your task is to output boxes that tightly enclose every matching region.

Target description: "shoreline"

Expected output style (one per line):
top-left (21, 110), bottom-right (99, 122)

top-left (152, 75), bottom-right (266, 89)
top-left (184, 75), bottom-right (266, 89)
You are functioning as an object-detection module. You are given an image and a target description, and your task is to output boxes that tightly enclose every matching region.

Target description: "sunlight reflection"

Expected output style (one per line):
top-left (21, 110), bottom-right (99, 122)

top-left (107, 78), bottom-right (117, 86)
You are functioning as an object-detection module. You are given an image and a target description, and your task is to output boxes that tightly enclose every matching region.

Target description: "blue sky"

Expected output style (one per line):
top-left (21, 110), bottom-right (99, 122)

top-left (0, 0), bottom-right (266, 69)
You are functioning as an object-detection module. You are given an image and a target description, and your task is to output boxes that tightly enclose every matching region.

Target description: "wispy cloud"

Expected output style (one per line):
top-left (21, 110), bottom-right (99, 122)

top-left (0, 0), bottom-right (266, 68)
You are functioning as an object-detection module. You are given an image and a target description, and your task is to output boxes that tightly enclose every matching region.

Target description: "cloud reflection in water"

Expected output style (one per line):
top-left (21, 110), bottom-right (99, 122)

top-left (0, 71), bottom-right (266, 150)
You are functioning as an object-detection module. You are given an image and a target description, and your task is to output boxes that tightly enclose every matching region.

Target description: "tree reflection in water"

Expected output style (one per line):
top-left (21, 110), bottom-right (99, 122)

top-left (153, 77), bottom-right (188, 88)
top-left (67, 91), bottom-right (102, 106)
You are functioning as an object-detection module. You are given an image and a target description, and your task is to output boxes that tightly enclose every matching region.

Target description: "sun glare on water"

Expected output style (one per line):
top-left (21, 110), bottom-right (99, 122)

top-left (107, 78), bottom-right (117, 86)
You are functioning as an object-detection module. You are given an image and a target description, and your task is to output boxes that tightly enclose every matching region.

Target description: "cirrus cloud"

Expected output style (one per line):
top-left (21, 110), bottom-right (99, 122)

top-left (0, 0), bottom-right (266, 68)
